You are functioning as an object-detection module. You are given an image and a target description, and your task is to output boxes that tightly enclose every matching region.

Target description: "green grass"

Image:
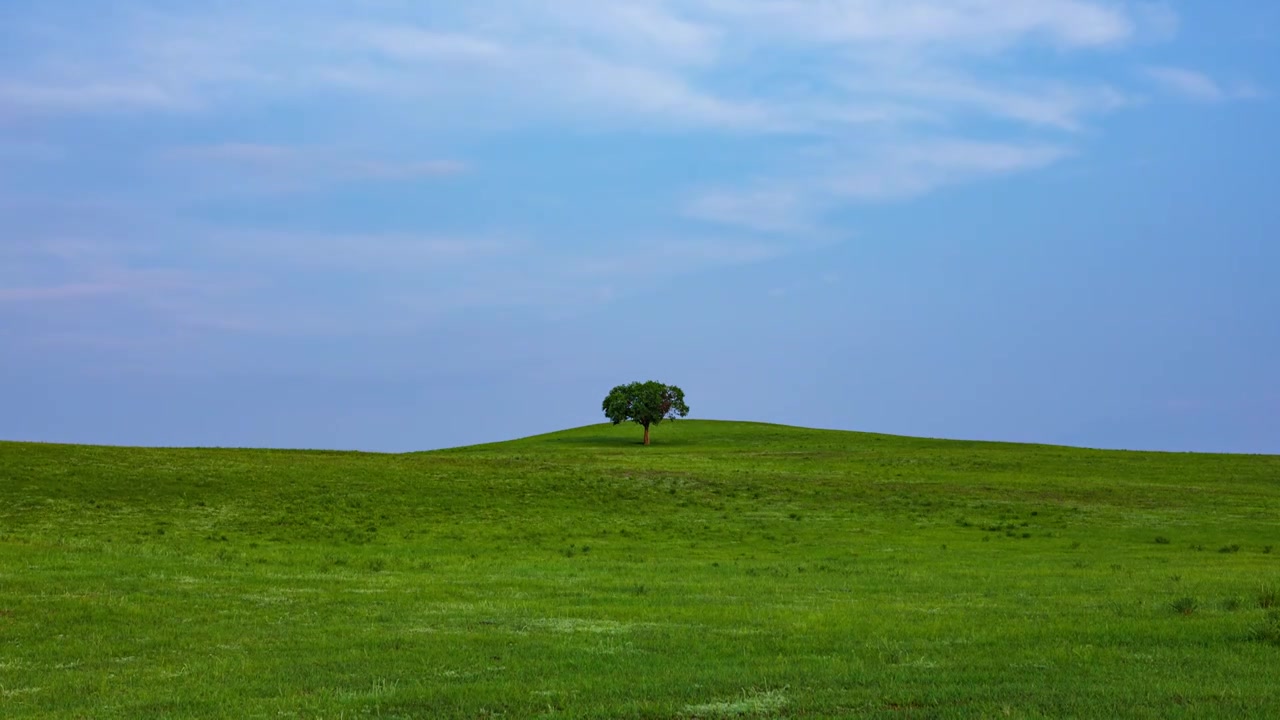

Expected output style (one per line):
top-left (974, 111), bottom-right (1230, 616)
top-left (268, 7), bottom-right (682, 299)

top-left (2, 420), bottom-right (1278, 718)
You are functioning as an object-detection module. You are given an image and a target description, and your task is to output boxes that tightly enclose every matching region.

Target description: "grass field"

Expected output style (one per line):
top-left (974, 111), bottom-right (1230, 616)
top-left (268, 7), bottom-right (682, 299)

top-left (2, 420), bottom-right (1278, 718)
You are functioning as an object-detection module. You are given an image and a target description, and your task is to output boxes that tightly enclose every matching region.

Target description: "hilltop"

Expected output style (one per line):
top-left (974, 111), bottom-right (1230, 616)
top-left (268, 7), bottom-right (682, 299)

top-left (2, 420), bottom-right (1278, 718)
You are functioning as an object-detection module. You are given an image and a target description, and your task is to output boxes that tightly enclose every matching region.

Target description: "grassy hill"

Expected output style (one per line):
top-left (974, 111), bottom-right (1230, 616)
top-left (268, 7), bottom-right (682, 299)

top-left (2, 420), bottom-right (1278, 718)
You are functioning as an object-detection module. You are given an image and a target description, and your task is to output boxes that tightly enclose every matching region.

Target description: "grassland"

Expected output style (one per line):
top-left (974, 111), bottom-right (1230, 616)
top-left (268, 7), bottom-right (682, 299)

top-left (1, 420), bottom-right (1278, 718)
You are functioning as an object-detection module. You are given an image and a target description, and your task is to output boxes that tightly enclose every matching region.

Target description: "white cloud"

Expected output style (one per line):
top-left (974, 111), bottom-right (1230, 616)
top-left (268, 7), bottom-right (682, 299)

top-left (0, 81), bottom-right (188, 113)
top-left (1145, 67), bottom-right (1224, 101)
top-left (0, 266), bottom-right (193, 304)
top-left (0, 282), bottom-right (126, 302)
top-left (0, 204), bottom-right (809, 338)
top-left (7, 0), bottom-right (1170, 226)
top-left (686, 138), bottom-right (1070, 230)
top-left (0, 1), bottom-right (1173, 129)
top-left (539, 1), bottom-right (721, 64)
top-left (685, 188), bottom-right (815, 234)
top-left (1143, 66), bottom-right (1262, 103)
top-left (3, 0), bottom-right (1254, 322)
top-left (204, 230), bottom-right (514, 273)
top-left (698, 0), bottom-right (1137, 49)
top-left (161, 143), bottom-right (467, 191)
top-left (571, 238), bottom-right (785, 276)
top-left (829, 139), bottom-right (1071, 200)
top-left (316, 1), bottom-right (1158, 132)
top-left (517, 47), bottom-right (771, 129)
top-left (864, 72), bottom-right (1132, 131)
top-left (357, 27), bottom-right (508, 62)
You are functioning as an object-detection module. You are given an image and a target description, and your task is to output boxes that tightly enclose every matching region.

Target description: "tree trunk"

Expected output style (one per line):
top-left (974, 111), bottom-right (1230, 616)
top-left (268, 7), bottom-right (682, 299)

top-left (643, 423), bottom-right (651, 446)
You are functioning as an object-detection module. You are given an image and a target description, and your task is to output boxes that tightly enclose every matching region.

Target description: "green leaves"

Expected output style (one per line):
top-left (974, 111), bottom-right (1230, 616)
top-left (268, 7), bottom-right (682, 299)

top-left (602, 381), bottom-right (690, 435)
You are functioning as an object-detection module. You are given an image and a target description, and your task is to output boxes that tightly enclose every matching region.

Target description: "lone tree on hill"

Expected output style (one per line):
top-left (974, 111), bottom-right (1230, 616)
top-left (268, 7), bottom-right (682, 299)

top-left (602, 381), bottom-right (689, 446)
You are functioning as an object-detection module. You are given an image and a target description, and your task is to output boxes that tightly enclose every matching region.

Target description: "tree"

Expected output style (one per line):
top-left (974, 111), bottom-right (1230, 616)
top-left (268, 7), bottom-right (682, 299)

top-left (602, 381), bottom-right (689, 446)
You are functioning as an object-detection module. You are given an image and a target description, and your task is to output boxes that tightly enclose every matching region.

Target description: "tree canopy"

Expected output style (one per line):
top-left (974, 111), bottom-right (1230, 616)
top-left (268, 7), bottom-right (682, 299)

top-left (602, 381), bottom-right (689, 446)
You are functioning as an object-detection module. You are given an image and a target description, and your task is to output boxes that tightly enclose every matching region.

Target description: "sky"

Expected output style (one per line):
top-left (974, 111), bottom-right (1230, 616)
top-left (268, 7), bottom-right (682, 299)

top-left (2, 1), bottom-right (1278, 454)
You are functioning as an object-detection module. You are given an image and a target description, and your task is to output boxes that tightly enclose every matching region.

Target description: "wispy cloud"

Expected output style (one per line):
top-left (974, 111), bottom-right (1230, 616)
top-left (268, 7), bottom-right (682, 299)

top-left (355, 27), bottom-right (508, 62)
top-left (685, 188), bottom-right (815, 235)
top-left (0, 282), bottom-right (126, 302)
top-left (697, 0), bottom-right (1138, 49)
top-left (1, 206), bottom-right (807, 341)
top-left (0, 0), bottom-right (1261, 340)
top-left (686, 138), bottom-right (1070, 231)
top-left (1143, 66), bottom-right (1263, 103)
top-left (348, 23), bottom-right (770, 130)
top-left (0, 1), bottom-right (1175, 130)
top-left (0, 266), bottom-right (193, 304)
top-left (569, 237), bottom-right (786, 276)
top-left (861, 71), bottom-right (1132, 131)
top-left (829, 139), bottom-right (1072, 201)
top-left (161, 143), bottom-right (467, 192)
top-left (0, 80), bottom-right (189, 113)
top-left (203, 230), bottom-right (514, 272)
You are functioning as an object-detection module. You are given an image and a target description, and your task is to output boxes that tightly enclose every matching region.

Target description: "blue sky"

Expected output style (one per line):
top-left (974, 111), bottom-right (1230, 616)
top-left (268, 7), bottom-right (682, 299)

top-left (2, 1), bottom-right (1277, 453)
